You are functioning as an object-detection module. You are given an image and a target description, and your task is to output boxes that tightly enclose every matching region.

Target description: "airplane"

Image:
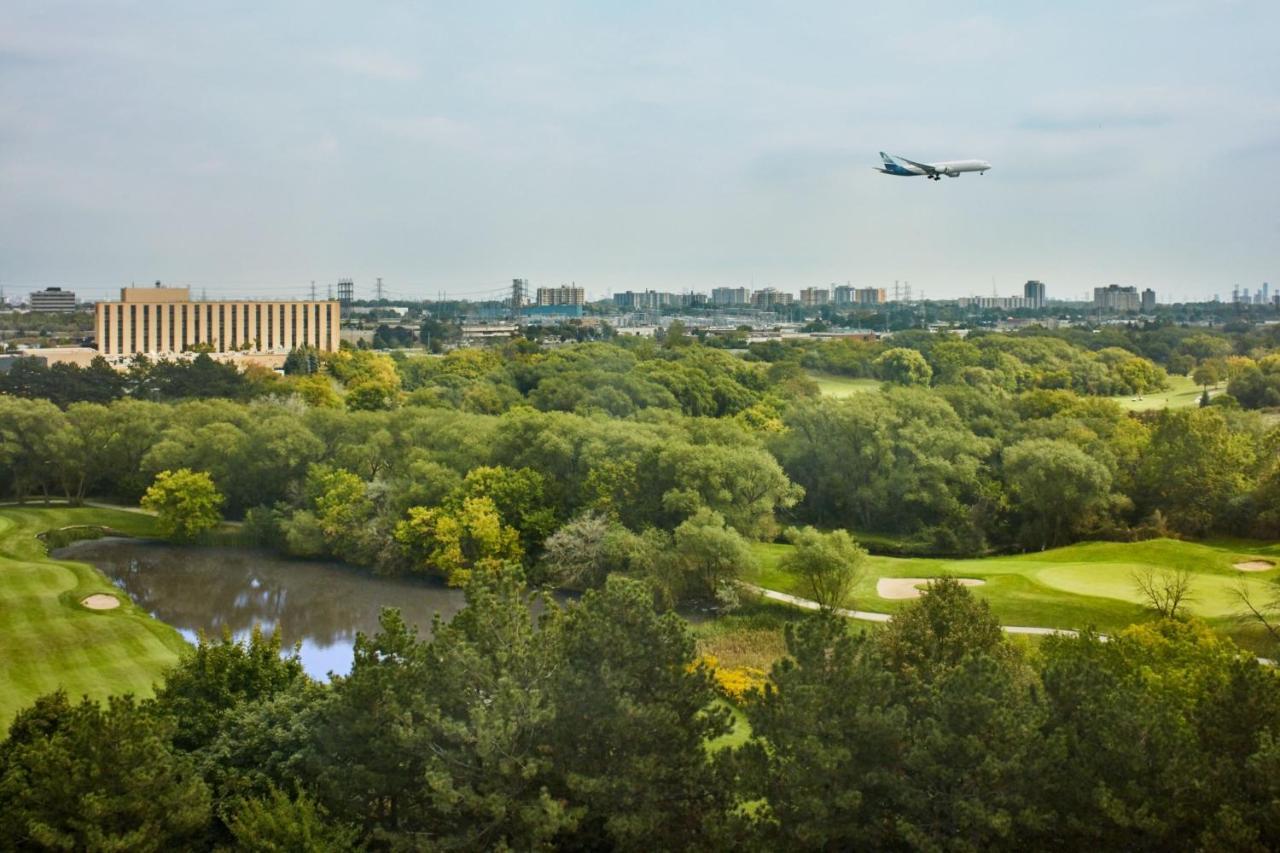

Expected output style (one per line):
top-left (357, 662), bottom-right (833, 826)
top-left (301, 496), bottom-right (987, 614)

top-left (875, 151), bottom-right (991, 181)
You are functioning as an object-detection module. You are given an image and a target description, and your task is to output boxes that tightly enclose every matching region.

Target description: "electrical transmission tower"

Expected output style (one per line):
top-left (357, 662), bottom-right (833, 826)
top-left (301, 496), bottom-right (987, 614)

top-left (375, 277), bottom-right (384, 301)
top-left (512, 278), bottom-right (527, 321)
top-left (337, 279), bottom-right (353, 313)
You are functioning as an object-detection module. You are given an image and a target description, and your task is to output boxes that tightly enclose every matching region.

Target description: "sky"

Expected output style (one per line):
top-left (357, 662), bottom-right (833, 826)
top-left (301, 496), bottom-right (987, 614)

top-left (2, 0), bottom-right (1278, 303)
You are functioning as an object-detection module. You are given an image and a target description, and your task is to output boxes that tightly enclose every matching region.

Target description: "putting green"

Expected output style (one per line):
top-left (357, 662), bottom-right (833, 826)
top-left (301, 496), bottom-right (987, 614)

top-left (0, 506), bottom-right (187, 733)
top-left (748, 536), bottom-right (1280, 645)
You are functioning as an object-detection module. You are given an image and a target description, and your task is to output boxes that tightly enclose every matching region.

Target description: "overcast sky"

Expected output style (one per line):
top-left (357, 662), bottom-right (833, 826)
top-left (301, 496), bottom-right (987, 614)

top-left (2, 0), bottom-right (1277, 302)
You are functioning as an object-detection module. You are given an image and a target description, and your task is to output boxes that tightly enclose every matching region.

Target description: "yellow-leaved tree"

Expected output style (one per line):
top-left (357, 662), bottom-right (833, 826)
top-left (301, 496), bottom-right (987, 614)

top-left (394, 496), bottom-right (522, 586)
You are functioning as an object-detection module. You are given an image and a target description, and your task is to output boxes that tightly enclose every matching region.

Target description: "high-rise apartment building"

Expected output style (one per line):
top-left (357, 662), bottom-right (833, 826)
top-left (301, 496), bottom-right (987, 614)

top-left (1094, 284), bottom-right (1141, 313)
top-left (751, 288), bottom-right (794, 309)
top-left (1141, 288), bottom-right (1157, 313)
top-left (536, 285), bottom-right (585, 307)
top-left (854, 287), bottom-right (886, 305)
top-left (710, 287), bottom-right (750, 306)
top-left (799, 287), bottom-right (830, 307)
top-left (1023, 280), bottom-right (1046, 309)
top-left (95, 286), bottom-right (341, 358)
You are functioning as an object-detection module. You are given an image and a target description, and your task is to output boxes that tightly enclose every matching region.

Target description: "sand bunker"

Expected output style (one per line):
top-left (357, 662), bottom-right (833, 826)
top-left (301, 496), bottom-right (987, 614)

top-left (1234, 560), bottom-right (1276, 572)
top-left (81, 593), bottom-right (120, 610)
top-left (877, 577), bottom-right (985, 600)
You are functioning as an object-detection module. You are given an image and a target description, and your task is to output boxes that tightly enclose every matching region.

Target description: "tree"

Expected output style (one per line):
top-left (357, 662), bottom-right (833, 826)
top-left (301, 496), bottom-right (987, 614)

top-left (282, 346), bottom-right (321, 375)
top-left (669, 508), bottom-right (757, 603)
top-left (0, 692), bottom-right (211, 852)
top-left (225, 787), bottom-right (359, 853)
top-left (153, 626), bottom-right (306, 753)
top-left (876, 576), bottom-right (1006, 680)
top-left (1003, 438), bottom-right (1113, 549)
top-left (778, 526), bottom-right (867, 611)
top-left (394, 496), bottom-right (523, 585)
top-left (141, 468), bottom-right (225, 541)
top-left (457, 465), bottom-right (559, 554)
top-left (1193, 359), bottom-right (1224, 391)
top-left (547, 576), bottom-right (732, 850)
top-left (539, 512), bottom-right (628, 589)
top-left (875, 347), bottom-right (933, 386)
top-left (1132, 565), bottom-right (1195, 618)
top-left (304, 576), bottom-right (574, 849)
top-left (1136, 408), bottom-right (1257, 535)
top-left (0, 396), bottom-right (68, 502)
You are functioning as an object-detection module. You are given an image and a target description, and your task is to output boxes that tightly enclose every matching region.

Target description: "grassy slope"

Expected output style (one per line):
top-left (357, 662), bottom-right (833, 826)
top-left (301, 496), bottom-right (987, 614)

top-left (806, 372), bottom-right (881, 398)
top-left (1110, 373), bottom-right (1209, 411)
top-left (748, 537), bottom-right (1280, 652)
top-left (0, 506), bottom-right (187, 732)
top-left (810, 371), bottom-right (1208, 411)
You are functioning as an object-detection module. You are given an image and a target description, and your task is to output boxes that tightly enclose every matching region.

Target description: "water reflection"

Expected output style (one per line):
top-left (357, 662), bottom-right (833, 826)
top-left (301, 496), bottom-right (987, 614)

top-left (55, 538), bottom-right (471, 679)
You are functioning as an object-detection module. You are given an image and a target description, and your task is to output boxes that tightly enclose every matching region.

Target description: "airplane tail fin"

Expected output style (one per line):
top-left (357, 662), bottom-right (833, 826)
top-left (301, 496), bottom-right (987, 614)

top-left (880, 151), bottom-right (896, 164)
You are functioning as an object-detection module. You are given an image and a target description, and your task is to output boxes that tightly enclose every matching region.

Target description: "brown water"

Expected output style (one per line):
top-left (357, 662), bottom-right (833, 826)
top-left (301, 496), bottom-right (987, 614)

top-left (54, 538), bottom-right (473, 679)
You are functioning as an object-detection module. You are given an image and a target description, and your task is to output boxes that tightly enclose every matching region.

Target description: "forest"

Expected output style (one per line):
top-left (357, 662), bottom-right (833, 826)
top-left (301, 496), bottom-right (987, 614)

top-left (2, 323), bottom-right (1280, 569)
top-left (3, 322), bottom-right (1280, 849)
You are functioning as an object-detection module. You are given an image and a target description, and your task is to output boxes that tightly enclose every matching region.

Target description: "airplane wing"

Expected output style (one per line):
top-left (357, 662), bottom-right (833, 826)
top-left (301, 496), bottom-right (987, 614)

top-left (893, 154), bottom-right (938, 175)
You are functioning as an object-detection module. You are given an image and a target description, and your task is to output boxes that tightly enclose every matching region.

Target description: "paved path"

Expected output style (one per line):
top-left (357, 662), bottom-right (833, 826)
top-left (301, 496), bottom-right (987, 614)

top-left (748, 584), bottom-right (1280, 665)
top-left (744, 584), bottom-right (1080, 638)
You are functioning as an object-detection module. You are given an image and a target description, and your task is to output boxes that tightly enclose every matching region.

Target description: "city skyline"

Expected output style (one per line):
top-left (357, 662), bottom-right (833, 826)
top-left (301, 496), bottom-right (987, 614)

top-left (2, 1), bottom-right (1277, 300)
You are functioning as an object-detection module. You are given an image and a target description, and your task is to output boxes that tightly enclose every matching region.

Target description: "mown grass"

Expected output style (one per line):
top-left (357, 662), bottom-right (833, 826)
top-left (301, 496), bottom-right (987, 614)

top-left (0, 506), bottom-right (187, 733)
top-left (806, 372), bottom-right (882, 398)
top-left (746, 536), bottom-right (1280, 653)
top-left (1109, 373), bottom-right (1210, 411)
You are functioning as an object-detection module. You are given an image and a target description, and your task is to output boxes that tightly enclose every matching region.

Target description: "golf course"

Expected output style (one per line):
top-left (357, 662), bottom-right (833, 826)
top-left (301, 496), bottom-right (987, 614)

top-left (4, 502), bottom-right (1280, 734)
top-left (0, 506), bottom-right (186, 731)
top-left (805, 371), bottom-right (882, 397)
top-left (748, 536), bottom-right (1280, 651)
top-left (1107, 372), bottom-right (1211, 411)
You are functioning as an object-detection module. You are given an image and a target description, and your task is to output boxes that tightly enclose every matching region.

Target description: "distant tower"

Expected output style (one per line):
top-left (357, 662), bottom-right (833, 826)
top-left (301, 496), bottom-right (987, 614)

top-left (375, 277), bottom-right (384, 301)
top-left (337, 278), bottom-right (354, 312)
top-left (310, 280), bottom-right (317, 300)
top-left (511, 278), bottom-right (527, 320)
top-left (1024, 280), bottom-right (1046, 309)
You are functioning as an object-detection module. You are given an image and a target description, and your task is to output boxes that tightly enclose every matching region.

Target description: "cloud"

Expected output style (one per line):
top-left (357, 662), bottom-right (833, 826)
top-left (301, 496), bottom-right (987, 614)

top-left (374, 116), bottom-right (477, 148)
top-left (328, 48), bottom-right (419, 81)
top-left (890, 16), bottom-right (1015, 64)
top-left (1018, 113), bottom-right (1171, 132)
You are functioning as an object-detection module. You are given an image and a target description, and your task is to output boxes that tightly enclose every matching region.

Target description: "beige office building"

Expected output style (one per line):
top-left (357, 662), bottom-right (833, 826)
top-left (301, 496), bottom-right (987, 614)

top-left (95, 287), bottom-right (342, 358)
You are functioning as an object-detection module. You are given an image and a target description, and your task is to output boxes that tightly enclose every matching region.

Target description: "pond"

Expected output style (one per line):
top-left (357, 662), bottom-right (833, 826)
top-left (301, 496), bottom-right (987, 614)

top-left (54, 538), bottom-right (477, 679)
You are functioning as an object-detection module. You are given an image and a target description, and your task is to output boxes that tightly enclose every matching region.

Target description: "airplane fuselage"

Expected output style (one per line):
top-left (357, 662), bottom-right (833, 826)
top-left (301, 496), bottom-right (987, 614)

top-left (876, 152), bottom-right (992, 180)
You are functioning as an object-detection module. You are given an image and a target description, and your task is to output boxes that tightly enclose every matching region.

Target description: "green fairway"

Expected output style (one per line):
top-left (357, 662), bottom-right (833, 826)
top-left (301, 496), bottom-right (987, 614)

top-left (0, 506), bottom-right (187, 733)
top-left (806, 372), bottom-right (881, 398)
top-left (1110, 373), bottom-right (1211, 411)
top-left (748, 536), bottom-right (1280, 650)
